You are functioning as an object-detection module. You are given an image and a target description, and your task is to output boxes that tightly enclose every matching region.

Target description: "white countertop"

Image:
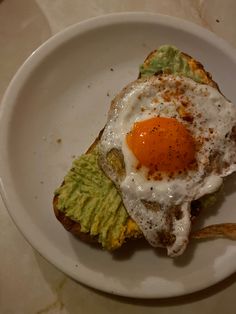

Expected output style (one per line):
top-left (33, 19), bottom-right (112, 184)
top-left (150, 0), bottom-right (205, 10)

top-left (1, 1), bottom-right (236, 313)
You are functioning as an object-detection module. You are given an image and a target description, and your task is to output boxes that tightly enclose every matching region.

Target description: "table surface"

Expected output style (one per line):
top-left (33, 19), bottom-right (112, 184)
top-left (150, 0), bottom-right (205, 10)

top-left (1, 1), bottom-right (236, 313)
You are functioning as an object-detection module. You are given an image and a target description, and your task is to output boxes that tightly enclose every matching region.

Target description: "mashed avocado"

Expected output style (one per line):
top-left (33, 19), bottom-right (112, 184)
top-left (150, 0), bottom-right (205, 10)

top-left (140, 45), bottom-right (202, 82)
top-left (55, 148), bottom-right (140, 250)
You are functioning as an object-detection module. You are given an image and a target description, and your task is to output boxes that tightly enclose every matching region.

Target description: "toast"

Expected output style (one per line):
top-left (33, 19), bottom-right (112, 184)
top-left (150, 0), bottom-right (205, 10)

top-left (53, 130), bottom-right (142, 250)
top-left (53, 45), bottom-right (234, 251)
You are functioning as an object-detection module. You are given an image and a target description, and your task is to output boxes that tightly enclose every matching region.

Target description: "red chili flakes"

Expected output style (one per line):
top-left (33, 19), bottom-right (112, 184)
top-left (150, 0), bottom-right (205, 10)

top-left (182, 115), bottom-right (194, 123)
top-left (195, 136), bottom-right (204, 150)
top-left (153, 173), bottom-right (163, 181)
top-left (181, 100), bottom-right (189, 107)
top-left (209, 128), bottom-right (214, 134)
top-left (175, 80), bottom-right (181, 88)
top-left (162, 92), bottom-right (171, 102)
top-left (152, 97), bottom-right (159, 103)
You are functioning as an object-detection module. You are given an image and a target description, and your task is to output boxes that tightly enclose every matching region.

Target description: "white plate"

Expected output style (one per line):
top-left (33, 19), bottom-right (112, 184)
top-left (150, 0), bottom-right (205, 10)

top-left (1, 12), bottom-right (236, 299)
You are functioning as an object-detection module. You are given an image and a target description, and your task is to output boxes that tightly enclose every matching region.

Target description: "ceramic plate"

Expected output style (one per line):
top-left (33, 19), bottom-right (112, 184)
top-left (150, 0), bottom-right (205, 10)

top-left (1, 13), bottom-right (236, 298)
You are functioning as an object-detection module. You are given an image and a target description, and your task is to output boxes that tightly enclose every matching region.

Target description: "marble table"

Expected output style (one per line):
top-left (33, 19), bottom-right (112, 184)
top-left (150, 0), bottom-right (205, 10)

top-left (1, 1), bottom-right (236, 313)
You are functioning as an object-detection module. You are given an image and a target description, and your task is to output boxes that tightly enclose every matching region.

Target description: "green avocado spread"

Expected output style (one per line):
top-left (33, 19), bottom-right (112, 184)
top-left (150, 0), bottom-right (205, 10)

top-left (55, 148), bottom-right (129, 250)
top-left (139, 45), bottom-right (202, 82)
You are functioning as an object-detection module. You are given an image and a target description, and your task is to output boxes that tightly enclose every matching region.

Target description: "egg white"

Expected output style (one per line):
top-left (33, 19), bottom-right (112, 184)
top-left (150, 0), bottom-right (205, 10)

top-left (100, 75), bottom-right (236, 256)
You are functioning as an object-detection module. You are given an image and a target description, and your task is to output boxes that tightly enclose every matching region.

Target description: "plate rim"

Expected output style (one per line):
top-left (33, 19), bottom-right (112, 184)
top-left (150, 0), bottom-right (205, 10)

top-left (1, 12), bottom-right (236, 299)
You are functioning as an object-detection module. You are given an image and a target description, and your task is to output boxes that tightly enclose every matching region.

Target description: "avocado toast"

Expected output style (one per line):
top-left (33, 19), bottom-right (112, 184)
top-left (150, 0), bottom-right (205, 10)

top-left (53, 45), bottom-right (232, 252)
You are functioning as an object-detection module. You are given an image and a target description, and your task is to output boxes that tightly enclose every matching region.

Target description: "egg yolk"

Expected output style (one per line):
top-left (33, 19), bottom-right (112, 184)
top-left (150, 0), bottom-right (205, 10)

top-left (126, 117), bottom-right (196, 173)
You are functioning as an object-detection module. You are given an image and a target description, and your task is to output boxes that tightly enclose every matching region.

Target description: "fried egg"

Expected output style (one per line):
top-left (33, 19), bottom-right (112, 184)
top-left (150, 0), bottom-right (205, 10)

top-left (99, 75), bottom-right (236, 256)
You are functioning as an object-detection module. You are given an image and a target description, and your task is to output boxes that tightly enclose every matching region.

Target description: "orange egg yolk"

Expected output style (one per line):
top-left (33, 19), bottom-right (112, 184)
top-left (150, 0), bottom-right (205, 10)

top-left (126, 117), bottom-right (196, 173)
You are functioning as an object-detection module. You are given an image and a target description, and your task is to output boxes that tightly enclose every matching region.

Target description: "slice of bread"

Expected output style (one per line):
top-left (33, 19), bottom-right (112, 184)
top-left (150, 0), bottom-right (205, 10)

top-left (53, 46), bottom-right (222, 250)
top-left (139, 46), bottom-right (220, 91)
top-left (53, 130), bottom-right (142, 250)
